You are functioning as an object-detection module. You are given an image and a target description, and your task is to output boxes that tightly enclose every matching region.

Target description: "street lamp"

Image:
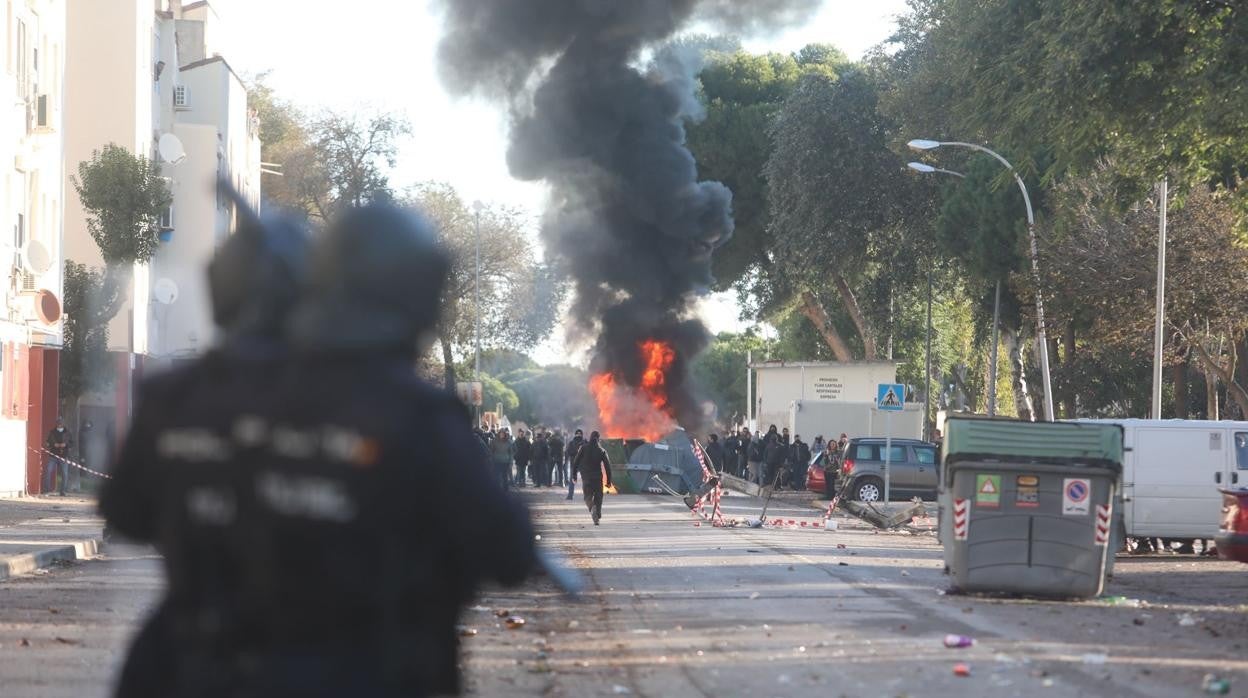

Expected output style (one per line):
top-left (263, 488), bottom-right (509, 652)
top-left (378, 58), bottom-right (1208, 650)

top-left (908, 139), bottom-right (1055, 422)
top-left (908, 162), bottom-right (1002, 419)
top-left (473, 200), bottom-right (484, 427)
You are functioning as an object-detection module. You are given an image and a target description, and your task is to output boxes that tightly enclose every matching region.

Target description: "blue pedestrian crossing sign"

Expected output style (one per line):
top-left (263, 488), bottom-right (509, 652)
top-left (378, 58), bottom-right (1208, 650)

top-left (877, 383), bottom-right (905, 411)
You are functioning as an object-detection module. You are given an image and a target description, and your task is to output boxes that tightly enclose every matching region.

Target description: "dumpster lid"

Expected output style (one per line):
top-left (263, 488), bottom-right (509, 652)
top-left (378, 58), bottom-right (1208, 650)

top-left (944, 417), bottom-right (1123, 468)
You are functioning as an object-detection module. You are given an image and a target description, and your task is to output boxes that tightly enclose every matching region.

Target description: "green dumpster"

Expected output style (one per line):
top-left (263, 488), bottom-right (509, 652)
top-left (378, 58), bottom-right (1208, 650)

top-left (939, 417), bottom-right (1124, 598)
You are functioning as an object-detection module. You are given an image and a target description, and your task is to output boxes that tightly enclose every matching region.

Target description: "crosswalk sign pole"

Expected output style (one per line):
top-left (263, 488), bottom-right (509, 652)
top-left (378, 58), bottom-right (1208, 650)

top-left (884, 411), bottom-right (892, 503)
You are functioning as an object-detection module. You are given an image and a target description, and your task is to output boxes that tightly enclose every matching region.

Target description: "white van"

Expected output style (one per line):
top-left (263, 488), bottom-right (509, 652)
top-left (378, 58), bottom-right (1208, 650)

top-left (1074, 419), bottom-right (1248, 538)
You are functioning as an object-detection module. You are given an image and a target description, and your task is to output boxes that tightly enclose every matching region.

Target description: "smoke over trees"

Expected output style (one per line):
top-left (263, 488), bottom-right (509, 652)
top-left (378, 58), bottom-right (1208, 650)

top-left (435, 0), bottom-right (818, 433)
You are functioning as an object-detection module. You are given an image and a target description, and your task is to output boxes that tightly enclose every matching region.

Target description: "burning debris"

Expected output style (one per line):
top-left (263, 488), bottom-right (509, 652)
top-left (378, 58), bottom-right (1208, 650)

top-left (436, 0), bottom-right (818, 437)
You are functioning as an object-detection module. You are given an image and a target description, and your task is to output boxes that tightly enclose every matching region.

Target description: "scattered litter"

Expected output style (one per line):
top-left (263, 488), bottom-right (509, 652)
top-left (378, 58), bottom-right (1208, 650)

top-left (824, 519), bottom-right (838, 531)
top-left (48, 608), bottom-right (59, 614)
top-left (457, 626), bottom-right (478, 637)
top-left (612, 685), bottom-right (632, 695)
top-left (749, 592), bottom-right (761, 600)
top-left (1178, 613), bottom-right (1200, 627)
top-left (567, 620), bottom-right (580, 629)
top-left (19, 638), bottom-right (30, 647)
top-left (494, 609), bottom-right (510, 617)
top-left (1132, 618), bottom-right (1146, 626)
top-left (944, 634), bottom-right (974, 648)
top-left (953, 663), bottom-right (971, 677)
top-left (504, 616), bottom-right (526, 630)
top-left (900, 570), bottom-right (911, 577)
top-left (1042, 678), bottom-right (1054, 688)
top-left (836, 544), bottom-right (847, 549)
top-left (469, 605), bottom-right (490, 613)
top-left (746, 549), bottom-right (762, 553)
top-left (1081, 653), bottom-right (1108, 665)
top-left (838, 562), bottom-right (849, 566)
top-left (1103, 596), bottom-right (1142, 608)
top-left (53, 637), bottom-right (80, 645)
top-left (1202, 674), bottom-right (1231, 695)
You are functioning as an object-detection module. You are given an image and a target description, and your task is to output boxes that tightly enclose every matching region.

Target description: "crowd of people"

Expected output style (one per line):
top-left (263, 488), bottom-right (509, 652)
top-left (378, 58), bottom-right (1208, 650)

top-left (474, 425), bottom-right (613, 524)
top-left (702, 427), bottom-right (850, 494)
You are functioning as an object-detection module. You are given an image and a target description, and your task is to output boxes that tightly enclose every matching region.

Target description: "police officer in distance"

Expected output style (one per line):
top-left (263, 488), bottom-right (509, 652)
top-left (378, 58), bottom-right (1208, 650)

top-left (103, 201), bottom-right (537, 697)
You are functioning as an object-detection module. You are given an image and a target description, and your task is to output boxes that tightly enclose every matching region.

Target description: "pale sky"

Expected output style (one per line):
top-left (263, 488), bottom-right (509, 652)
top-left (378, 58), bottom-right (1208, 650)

top-left (210, 0), bottom-right (909, 365)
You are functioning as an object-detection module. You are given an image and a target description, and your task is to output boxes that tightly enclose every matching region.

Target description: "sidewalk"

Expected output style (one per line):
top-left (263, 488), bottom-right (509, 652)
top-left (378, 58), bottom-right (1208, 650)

top-left (0, 495), bottom-right (104, 581)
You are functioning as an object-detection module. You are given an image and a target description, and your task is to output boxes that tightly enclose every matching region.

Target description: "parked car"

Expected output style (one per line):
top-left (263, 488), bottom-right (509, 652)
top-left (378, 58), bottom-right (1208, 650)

top-left (825, 437), bottom-right (939, 502)
top-left (806, 449), bottom-right (834, 496)
top-left (1216, 488), bottom-right (1248, 564)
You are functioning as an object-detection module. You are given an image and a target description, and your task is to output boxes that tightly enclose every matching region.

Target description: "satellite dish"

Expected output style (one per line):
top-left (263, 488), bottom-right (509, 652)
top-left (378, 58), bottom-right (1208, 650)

top-left (158, 133), bottom-right (186, 164)
top-left (34, 290), bottom-right (61, 324)
top-left (154, 278), bottom-right (179, 305)
top-left (20, 240), bottom-right (53, 275)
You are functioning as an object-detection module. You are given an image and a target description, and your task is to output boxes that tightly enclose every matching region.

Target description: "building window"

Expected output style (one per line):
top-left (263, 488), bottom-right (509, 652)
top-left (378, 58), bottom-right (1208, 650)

top-left (159, 204), bottom-right (173, 231)
top-left (16, 17), bottom-right (27, 93)
top-left (173, 85), bottom-right (188, 109)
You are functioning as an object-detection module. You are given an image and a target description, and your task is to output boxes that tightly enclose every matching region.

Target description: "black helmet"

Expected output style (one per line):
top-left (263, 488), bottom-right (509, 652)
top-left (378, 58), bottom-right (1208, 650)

top-left (207, 179), bottom-right (310, 339)
top-left (288, 202), bottom-right (450, 354)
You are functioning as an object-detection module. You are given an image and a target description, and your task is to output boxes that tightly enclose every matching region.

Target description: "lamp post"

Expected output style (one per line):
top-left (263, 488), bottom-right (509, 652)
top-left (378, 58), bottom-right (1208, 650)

top-left (1151, 179), bottom-right (1167, 419)
top-left (473, 200), bottom-right (484, 426)
top-left (908, 161), bottom-right (1002, 418)
top-left (908, 140), bottom-right (1054, 422)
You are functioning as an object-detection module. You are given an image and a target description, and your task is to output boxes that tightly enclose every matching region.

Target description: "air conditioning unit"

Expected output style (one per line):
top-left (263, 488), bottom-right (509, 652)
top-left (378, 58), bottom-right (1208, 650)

top-left (174, 85), bottom-right (189, 109)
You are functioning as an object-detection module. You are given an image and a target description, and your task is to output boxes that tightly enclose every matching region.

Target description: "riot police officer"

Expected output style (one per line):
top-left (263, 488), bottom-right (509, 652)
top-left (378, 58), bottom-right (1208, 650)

top-left (102, 202), bottom-right (536, 697)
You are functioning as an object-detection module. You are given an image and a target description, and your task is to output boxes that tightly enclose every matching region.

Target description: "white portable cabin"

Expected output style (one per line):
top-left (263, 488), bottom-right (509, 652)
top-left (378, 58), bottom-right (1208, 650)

top-left (1074, 419), bottom-right (1248, 538)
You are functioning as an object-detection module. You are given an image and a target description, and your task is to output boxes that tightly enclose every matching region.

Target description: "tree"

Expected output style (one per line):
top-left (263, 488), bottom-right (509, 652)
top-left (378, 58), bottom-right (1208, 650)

top-left (887, 0), bottom-right (1248, 225)
top-left (409, 182), bottom-right (565, 391)
top-left (688, 45), bottom-right (847, 287)
top-left (247, 83), bottom-right (411, 224)
top-left (691, 331), bottom-right (767, 424)
top-left (765, 66), bottom-right (936, 361)
top-left (1043, 164), bottom-right (1248, 418)
top-left (60, 262), bottom-right (115, 401)
top-left (70, 144), bottom-right (172, 320)
top-left (480, 372), bottom-right (520, 416)
top-left (502, 365), bottom-right (596, 428)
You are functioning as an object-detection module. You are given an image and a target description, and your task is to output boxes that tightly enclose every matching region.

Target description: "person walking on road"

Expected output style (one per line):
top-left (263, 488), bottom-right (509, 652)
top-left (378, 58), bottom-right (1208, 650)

top-left (790, 434), bottom-right (811, 490)
top-left (565, 429), bottom-right (585, 500)
top-left (492, 428), bottom-right (516, 490)
top-left (513, 429), bottom-right (532, 488)
top-left (532, 429), bottom-right (550, 487)
top-left (44, 417), bottom-right (71, 495)
top-left (705, 433), bottom-right (724, 473)
top-left (572, 430), bottom-right (612, 525)
top-left (747, 431), bottom-right (766, 485)
top-left (763, 429), bottom-right (786, 489)
top-left (548, 430), bottom-right (565, 486)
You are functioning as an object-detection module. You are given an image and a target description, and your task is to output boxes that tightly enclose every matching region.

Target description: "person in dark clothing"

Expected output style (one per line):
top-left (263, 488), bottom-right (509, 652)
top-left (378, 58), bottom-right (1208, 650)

top-left (747, 431), bottom-right (766, 484)
top-left (491, 429), bottom-right (514, 489)
top-left (705, 433), bottom-right (724, 473)
top-left (513, 430), bottom-right (532, 487)
top-left (733, 429), bottom-right (743, 476)
top-left (790, 435), bottom-right (811, 490)
top-left (721, 432), bottom-right (739, 477)
top-left (572, 430), bottom-right (612, 525)
top-left (548, 431), bottom-right (565, 486)
top-left (763, 432), bottom-right (786, 488)
top-left (532, 430), bottom-right (550, 487)
top-left (565, 430), bottom-right (585, 500)
top-left (44, 418), bottom-right (71, 495)
top-left (101, 201), bottom-right (536, 698)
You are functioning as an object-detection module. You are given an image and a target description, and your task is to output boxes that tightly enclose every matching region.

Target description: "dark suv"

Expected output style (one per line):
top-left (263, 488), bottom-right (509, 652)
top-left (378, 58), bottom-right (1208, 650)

top-left (833, 438), bottom-right (940, 502)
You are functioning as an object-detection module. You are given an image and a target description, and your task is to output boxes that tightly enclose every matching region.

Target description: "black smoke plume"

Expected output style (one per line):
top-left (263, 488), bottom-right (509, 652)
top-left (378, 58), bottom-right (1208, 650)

top-left (436, 0), bottom-right (818, 432)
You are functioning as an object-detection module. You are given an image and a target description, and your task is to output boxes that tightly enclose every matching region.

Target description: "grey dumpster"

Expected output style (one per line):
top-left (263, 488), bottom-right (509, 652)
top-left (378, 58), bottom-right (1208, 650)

top-left (939, 417), bottom-right (1124, 598)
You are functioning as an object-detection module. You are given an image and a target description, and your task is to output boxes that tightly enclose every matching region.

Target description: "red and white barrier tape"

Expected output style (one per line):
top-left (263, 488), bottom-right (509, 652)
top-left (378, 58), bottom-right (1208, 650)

top-left (32, 447), bottom-right (113, 480)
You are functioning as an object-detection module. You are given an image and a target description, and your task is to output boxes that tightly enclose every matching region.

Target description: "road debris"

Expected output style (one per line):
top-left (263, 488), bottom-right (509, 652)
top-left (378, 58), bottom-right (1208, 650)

top-left (944, 634), bottom-right (974, 648)
top-left (953, 663), bottom-right (971, 677)
top-left (1081, 653), bottom-right (1108, 665)
top-left (504, 616), bottom-right (527, 629)
top-left (1202, 674), bottom-right (1231, 695)
top-left (457, 626), bottom-right (479, 637)
top-left (1177, 613), bottom-right (1200, 627)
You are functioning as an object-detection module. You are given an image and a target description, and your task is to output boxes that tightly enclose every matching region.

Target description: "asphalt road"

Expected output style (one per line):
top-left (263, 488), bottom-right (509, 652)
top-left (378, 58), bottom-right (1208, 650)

top-left (1, 489), bottom-right (1244, 697)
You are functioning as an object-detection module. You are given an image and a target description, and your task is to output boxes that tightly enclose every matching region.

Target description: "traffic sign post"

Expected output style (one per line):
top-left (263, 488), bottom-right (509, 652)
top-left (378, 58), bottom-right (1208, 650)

top-left (877, 384), bottom-right (905, 503)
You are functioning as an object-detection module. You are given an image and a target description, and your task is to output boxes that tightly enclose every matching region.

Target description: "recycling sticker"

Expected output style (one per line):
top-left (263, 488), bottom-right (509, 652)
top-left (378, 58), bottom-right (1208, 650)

top-left (975, 474), bottom-right (1001, 508)
top-left (1063, 478), bottom-right (1091, 516)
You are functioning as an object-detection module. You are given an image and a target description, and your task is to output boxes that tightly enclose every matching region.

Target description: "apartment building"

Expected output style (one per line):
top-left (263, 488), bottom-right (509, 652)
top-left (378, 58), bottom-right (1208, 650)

top-left (62, 0), bottom-right (259, 481)
top-left (1, 0), bottom-right (65, 497)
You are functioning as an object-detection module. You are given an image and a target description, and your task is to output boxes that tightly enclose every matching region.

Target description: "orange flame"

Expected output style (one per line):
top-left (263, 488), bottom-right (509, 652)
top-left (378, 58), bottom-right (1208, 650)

top-left (589, 339), bottom-right (677, 442)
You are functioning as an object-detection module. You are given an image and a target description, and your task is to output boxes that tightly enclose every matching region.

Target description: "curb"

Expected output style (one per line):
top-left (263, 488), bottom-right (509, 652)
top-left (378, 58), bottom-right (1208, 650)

top-left (0, 538), bottom-right (103, 582)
